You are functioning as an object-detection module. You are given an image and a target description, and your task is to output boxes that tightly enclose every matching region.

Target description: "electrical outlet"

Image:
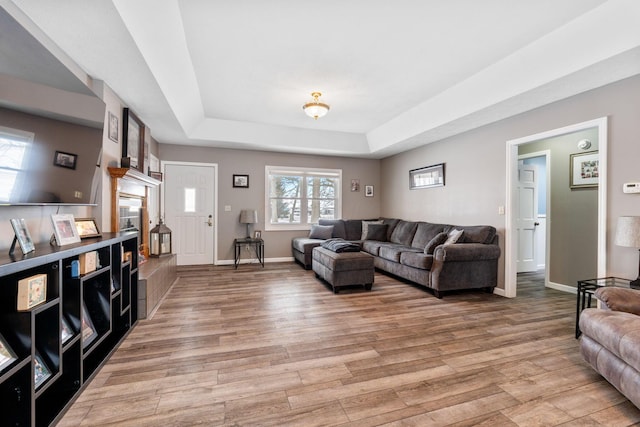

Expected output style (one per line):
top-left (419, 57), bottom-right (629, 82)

top-left (498, 206), bottom-right (505, 215)
top-left (225, 205), bottom-right (231, 212)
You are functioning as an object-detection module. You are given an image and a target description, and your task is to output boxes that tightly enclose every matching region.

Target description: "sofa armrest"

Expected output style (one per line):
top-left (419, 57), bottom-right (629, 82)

top-left (433, 243), bottom-right (501, 262)
top-left (595, 287), bottom-right (640, 316)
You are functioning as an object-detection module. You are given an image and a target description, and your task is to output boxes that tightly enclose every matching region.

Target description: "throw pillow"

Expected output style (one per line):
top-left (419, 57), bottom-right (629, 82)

top-left (364, 223), bottom-right (388, 241)
top-left (361, 220), bottom-right (383, 240)
top-left (309, 225), bottom-right (334, 239)
top-left (424, 231), bottom-right (448, 254)
top-left (444, 228), bottom-right (464, 245)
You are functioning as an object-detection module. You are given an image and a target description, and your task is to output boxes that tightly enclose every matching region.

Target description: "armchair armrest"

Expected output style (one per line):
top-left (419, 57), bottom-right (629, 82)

top-left (433, 243), bottom-right (501, 262)
top-left (595, 287), bottom-right (640, 316)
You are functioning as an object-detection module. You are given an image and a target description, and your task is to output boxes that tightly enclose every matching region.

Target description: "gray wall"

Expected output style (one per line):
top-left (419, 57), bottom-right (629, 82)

top-left (519, 128), bottom-right (599, 287)
top-left (158, 144), bottom-right (381, 262)
top-left (380, 74), bottom-right (640, 290)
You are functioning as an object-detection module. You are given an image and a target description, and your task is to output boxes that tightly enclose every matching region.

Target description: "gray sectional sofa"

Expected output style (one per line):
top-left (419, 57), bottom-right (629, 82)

top-left (292, 218), bottom-right (500, 298)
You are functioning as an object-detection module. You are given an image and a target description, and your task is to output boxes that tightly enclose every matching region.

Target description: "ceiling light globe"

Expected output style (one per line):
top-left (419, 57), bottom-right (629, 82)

top-left (303, 92), bottom-right (330, 119)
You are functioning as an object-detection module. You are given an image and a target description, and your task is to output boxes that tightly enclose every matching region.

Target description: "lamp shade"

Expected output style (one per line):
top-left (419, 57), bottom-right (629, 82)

top-left (615, 216), bottom-right (640, 248)
top-left (239, 209), bottom-right (258, 224)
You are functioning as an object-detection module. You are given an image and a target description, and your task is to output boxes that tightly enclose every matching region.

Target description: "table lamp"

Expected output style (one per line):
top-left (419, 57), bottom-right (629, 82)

top-left (239, 209), bottom-right (258, 238)
top-left (615, 216), bottom-right (640, 288)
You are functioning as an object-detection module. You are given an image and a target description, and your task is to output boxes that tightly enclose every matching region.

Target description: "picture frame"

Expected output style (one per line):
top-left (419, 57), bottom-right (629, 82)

top-left (74, 217), bottom-right (102, 239)
top-left (351, 179), bottom-right (360, 192)
top-left (108, 111), bottom-right (119, 142)
top-left (233, 174), bottom-right (249, 188)
top-left (34, 352), bottom-right (51, 388)
top-left (17, 273), bottom-right (47, 311)
top-left (81, 303), bottom-right (98, 348)
top-left (149, 171), bottom-right (163, 182)
top-left (410, 163), bottom-right (445, 189)
top-left (570, 151), bottom-right (599, 189)
top-left (51, 214), bottom-right (81, 246)
top-left (10, 218), bottom-right (35, 254)
top-left (122, 107), bottom-right (145, 171)
top-left (61, 317), bottom-right (74, 344)
top-left (365, 185), bottom-right (374, 197)
top-left (0, 333), bottom-right (18, 372)
top-left (254, 230), bottom-right (262, 239)
top-left (53, 151), bottom-right (77, 170)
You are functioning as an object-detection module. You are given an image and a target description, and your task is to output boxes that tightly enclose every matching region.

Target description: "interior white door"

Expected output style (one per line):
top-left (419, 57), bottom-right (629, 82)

top-left (517, 164), bottom-right (539, 273)
top-left (164, 163), bottom-right (215, 265)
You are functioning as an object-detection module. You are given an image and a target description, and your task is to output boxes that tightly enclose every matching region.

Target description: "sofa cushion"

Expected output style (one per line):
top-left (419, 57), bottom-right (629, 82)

top-left (379, 244), bottom-right (421, 263)
top-left (424, 231), bottom-right (448, 254)
top-left (411, 222), bottom-right (447, 249)
top-left (389, 221), bottom-right (419, 246)
top-left (362, 240), bottom-right (386, 256)
top-left (400, 252), bottom-right (434, 270)
top-left (292, 237), bottom-right (323, 253)
top-left (361, 220), bottom-right (384, 240)
top-left (309, 225), bottom-right (334, 239)
top-left (319, 219), bottom-right (347, 239)
top-left (448, 225), bottom-right (496, 244)
top-left (344, 219), bottom-right (366, 241)
top-left (382, 218), bottom-right (400, 240)
top-left (444, 228), bottom-right (464, 245)
top-left (363, 223), bottom-right (388, 241)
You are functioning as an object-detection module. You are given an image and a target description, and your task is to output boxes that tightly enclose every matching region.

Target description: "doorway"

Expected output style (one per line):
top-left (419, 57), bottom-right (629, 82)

top-left (162, 161), bottom-right (218, 266)
top-left (504, 117), bottom-right (608, 298)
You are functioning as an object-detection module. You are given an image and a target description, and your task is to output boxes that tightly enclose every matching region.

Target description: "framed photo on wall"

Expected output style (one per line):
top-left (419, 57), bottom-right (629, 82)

top-left (53, 151), bottom-right (77, 170)
top-left (365, 185), bottom-right (374, 197)
top-left (570, 151), bottom-right (599, 189)
top-left (122, 108), bottom-right (145, 171)
top-left (108, 111), bottom-right (119, 142)
top-left (233, 174), bottom-right (249, 188)
top-left (410, 163), bottom-right (445, 189)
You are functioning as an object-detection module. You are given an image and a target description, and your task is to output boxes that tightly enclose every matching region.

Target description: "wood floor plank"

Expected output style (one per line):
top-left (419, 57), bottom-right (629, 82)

top-left (57, 265), bottom-right (640, 426)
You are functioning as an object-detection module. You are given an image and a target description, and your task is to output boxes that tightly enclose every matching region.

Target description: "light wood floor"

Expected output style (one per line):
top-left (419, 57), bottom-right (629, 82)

top-left (58, 264), bottom-right (640, 426)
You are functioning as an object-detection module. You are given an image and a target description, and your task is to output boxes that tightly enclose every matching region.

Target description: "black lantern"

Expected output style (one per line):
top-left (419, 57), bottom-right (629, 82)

top-left (149, 218), bottom-right (172, 257)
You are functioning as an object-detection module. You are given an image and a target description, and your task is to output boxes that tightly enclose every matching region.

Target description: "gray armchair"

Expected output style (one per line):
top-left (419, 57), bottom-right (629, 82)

top-left (579, 287), bottom-right (640, 409)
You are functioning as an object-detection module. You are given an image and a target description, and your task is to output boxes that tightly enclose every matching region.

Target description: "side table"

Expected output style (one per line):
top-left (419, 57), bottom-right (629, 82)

top-left (234, 238), bottom-right (264, 269)
top-left (575, 277), bottom-right (632, 338)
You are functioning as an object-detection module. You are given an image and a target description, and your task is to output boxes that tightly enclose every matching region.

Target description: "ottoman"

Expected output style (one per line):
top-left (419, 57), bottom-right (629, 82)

top-left (312, 247), bottom-right (374, 293)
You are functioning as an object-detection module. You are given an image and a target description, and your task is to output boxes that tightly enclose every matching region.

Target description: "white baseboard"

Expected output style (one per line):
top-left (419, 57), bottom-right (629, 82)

top-left (547, 281), bottom-right (577, 294)
top-left (492, 287), bottom-right (507, 297)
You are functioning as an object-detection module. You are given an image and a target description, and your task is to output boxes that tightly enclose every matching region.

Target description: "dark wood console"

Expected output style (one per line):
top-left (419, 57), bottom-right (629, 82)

top-left (0, 232), bottom-right (138, 426)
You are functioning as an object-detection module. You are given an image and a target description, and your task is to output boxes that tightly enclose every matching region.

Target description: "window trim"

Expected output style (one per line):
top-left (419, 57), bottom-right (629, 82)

top-left (265, 165), bottom-right (342, 231)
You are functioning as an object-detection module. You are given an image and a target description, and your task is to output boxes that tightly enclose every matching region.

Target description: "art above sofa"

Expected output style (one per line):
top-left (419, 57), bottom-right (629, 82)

top-left (292, 218), bottom-right (500, 298)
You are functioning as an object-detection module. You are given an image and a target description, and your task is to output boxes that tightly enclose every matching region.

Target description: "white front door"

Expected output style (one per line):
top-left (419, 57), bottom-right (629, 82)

top-left (163, 162), bottom-right (216, 265)
top-left (517, 163), bottom-right (539, 273)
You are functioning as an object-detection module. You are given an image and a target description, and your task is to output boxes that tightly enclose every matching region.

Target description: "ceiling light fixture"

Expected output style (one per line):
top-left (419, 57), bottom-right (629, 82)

top-left (303, 91), bottom-right (330, 120)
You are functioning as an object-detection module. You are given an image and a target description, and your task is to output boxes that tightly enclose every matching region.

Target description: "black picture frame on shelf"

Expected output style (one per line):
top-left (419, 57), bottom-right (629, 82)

top-left (0, 333), bottom-right (18, 372)
top-left (74, 217), bottom-right (102, 239)
top-left (10, 218), bottom-right (35, 254)
top-left (81, 303), bottom-right (98, 348)
top-left (61, 317), bottom-right (73, 344)
top-left (122, 107), bottom-right (145, 172)
top-left (34, 352), bottom-right (51, 388)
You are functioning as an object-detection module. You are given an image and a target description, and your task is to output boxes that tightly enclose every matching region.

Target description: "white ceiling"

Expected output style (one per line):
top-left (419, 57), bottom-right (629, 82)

top-left (5, 0), bottom-right (640, 158)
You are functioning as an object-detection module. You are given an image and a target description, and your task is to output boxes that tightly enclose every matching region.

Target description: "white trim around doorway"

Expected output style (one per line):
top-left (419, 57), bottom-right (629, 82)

top-left (504, 117), bottom-right (608, 298)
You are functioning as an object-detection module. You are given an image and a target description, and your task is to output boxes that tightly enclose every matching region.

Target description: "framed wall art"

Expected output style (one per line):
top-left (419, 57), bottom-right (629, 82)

top-left (570, 151), bottom-right (599, 189)
top-left (53, 151), bottom-right (77, 169)
top-left (108, 111), bottom-right (119, 142)
top-left (365, 185), bottom-right (374, 197)
top-left (233, 174), bottom-right (249, 188)
top-left (410, 163), bottom-right (445, 189)
top-left (122, 107), bottom-right (145, 171)
top-left (0, 333), bottom-right (18, 372)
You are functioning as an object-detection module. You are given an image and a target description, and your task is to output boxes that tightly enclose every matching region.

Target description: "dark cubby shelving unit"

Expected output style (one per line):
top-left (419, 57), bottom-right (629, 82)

top-left (0, 232), bottom-right (138, 426)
